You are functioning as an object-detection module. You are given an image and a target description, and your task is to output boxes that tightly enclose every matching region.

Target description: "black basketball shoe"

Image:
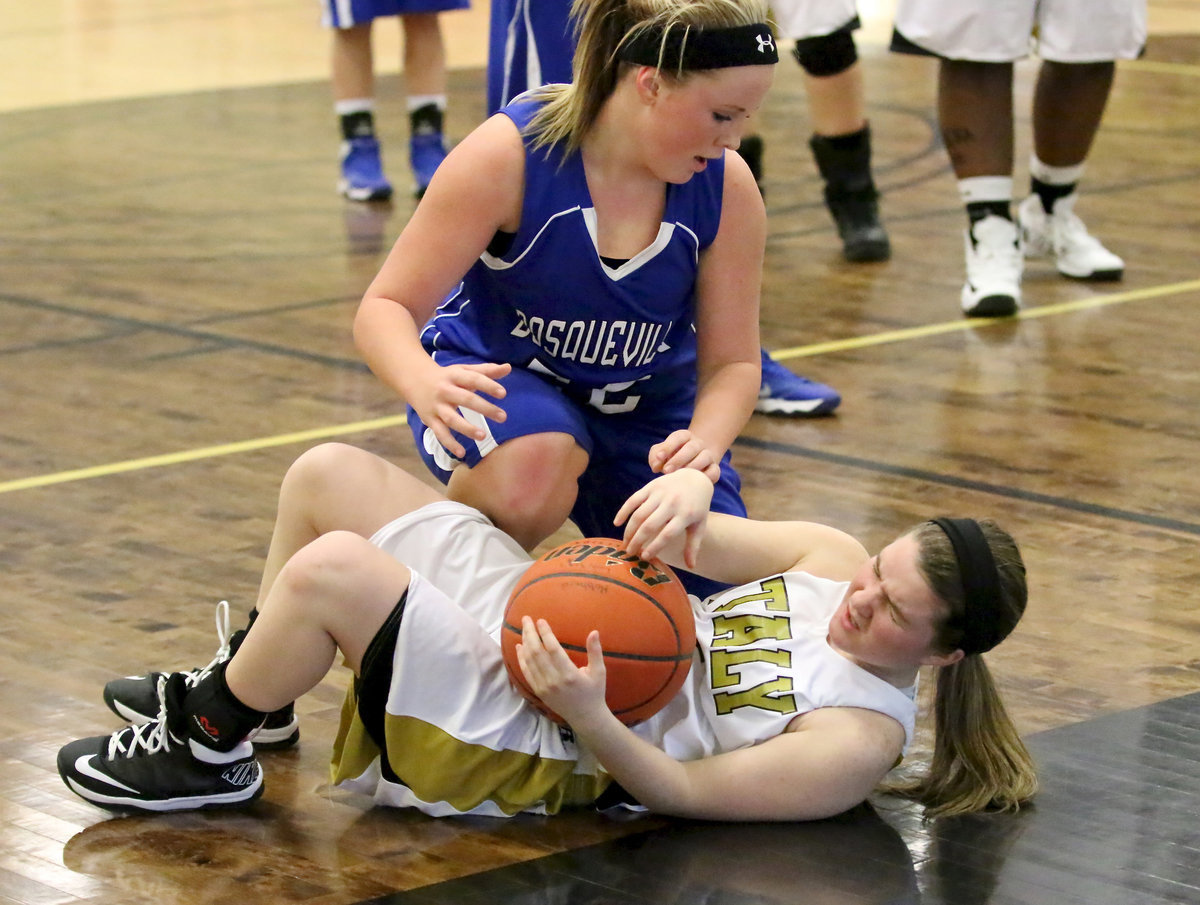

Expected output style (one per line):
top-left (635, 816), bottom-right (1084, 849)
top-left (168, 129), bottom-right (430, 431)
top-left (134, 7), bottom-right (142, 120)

top-left (102, 601), bottom-right (300, 749)
top-left (59, 674), bottom-right (263, 813)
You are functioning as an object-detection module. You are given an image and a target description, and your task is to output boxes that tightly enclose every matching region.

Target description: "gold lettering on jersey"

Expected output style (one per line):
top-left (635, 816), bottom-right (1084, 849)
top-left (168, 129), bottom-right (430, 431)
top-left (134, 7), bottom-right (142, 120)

top-left (712, 576), bottom-right (788, 612)
top-left (710, 613), bottom-right (792, 648)
top-left (710, 647), bottom-right (790, 687)
top-left (708, 577), bottom-right (797, 715)
top-left (713, 676), bottom-right (796, 715)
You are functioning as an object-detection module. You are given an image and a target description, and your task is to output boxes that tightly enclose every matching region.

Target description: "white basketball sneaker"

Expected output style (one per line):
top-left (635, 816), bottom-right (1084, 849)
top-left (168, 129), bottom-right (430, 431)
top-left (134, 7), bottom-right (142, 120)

top-left (1018, 193), bottom-right (1124, 281)
top-left (961, 215), bottom-right (1023, 318)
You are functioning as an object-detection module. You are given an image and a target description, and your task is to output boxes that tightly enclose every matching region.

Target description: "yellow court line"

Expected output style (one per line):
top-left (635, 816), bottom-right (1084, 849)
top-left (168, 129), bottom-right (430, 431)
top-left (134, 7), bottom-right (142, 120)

top-left (771, 278), bottom-right (1200, 360)
top-left (0, 415), bottom-right (407, 495)
top-left (3, 277), bottom-right (1198, 495)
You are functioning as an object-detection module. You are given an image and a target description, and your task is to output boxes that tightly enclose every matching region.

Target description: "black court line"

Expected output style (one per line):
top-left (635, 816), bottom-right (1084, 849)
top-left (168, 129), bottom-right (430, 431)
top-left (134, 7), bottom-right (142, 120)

top-left (0, 291), bottom-right (370, 370)
top-left (349, 691), bottom-right (1200, 905)
top-left (733, 435), bottom-right (1200, 538)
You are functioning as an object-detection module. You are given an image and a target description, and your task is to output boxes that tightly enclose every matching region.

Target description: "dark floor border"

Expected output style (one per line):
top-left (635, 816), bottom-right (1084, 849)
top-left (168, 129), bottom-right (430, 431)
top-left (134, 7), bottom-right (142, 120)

top-left (353, 690), bottom-right (1200, 905)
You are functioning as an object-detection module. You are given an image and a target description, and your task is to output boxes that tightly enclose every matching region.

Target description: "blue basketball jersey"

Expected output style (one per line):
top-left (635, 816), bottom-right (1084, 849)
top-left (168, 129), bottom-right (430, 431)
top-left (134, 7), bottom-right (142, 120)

top-left (410, 94), bottom-right (743, 598)
top-left (420, 94), bottom-right (725, 413)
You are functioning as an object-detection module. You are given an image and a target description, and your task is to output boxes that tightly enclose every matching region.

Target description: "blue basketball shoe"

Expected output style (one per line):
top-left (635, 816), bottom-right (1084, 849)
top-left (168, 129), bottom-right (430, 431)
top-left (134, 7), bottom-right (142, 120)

top-left (339, 136), bottom-right (393, 202)
top-left (756, 349), bottom-right (841, 416)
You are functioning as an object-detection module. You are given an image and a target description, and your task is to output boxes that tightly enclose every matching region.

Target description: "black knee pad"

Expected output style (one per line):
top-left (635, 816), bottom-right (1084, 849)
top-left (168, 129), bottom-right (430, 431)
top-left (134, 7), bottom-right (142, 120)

top-left (793, 29), bottom-right (858, 78)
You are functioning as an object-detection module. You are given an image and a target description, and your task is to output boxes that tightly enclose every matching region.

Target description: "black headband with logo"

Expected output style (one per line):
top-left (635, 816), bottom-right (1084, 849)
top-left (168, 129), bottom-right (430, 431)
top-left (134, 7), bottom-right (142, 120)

top-left (617, 23), bottom-right (780, 70)
top-left (930, 517), bottom-right (1005, 656)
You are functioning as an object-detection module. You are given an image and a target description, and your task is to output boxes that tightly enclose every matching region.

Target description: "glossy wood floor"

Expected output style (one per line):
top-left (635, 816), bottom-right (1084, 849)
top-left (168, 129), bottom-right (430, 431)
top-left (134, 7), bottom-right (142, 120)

top-left (2, 2), bottom-right (1200, 903)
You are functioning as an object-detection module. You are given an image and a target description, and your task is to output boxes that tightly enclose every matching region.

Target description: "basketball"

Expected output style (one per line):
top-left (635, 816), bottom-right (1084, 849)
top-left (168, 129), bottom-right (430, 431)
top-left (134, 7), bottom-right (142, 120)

top-left (501, 537), bottom-right (695, 726)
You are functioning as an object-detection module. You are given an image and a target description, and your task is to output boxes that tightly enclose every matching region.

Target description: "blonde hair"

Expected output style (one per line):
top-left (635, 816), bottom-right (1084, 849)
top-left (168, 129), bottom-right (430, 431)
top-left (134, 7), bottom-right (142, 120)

top-left (887, 520), bottom-right (1039, 817)
top-left (525, 0), bottom-right (771, 156)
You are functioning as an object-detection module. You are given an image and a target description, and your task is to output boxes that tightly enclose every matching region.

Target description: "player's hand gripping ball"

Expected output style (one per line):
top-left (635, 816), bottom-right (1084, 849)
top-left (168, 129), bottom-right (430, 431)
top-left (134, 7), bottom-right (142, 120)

top-left (501, 538), bottom-right (695, 725)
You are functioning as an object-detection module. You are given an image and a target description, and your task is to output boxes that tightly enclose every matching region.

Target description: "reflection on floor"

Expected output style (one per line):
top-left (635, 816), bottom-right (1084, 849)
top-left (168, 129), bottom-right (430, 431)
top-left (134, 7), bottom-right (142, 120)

top-left (368, 692), bottom-right (1200, 905)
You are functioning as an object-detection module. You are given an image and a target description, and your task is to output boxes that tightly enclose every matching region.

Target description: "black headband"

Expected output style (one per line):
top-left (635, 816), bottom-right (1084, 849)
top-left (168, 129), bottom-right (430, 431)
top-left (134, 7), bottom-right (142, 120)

top-left (617, 23), bottom-right (780, 70)
top-left (930, 517), bottom-right (1005, 656)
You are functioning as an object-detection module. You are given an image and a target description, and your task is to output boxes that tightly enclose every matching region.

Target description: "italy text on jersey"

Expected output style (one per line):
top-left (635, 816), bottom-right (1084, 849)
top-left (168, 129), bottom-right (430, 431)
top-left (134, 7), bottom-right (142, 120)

top-left (708, 577), bottom-right (799, 717)
top-left (511, 309), bottom-right (671, 369)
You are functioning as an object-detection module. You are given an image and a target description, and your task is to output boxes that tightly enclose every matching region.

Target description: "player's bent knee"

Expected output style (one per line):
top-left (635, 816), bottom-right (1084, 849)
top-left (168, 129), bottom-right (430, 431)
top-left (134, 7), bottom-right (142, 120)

top-left (276, 531), bottom-right (389, 600)
top-left (793, 30), bottom-right (857, 77)
top-left (449, 437), bottom-right (586, 549)
top-left (284, 442), bottom-right (359, 491)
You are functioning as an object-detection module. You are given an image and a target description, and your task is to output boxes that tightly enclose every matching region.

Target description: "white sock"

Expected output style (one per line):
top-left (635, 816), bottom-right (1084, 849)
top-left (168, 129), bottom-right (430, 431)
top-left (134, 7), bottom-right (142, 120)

top-left (1029, 155), bottom-right (1086, 186)
top-left (335, 97), bottom-right (374, 116)
top-left (406, 93), bottom-right (446, 112)
top-left (957, 176), bottom-right (1013, 206)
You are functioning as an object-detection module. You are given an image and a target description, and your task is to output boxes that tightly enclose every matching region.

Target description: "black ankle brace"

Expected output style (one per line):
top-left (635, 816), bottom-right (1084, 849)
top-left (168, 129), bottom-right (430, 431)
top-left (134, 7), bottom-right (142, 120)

top-left (183, 662), bottom-right (267, 753)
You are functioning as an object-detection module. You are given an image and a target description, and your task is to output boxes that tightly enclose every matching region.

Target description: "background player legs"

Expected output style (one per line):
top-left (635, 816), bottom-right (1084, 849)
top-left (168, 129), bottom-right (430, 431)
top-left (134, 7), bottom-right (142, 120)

top-left (333, 22), bottom-right (394, 201)
top-left (743, 26), bottom-right (890, 263)
top-left (332, 14), bottom-right (452, 202)
top-left (937, 59), bottom-right (1025, 317)
top-left (401, 13), bottom-right (451, 198)
top-left (1031, 60), bottom-right (1116, 167)
top-left (938, 59), bottom-right (1015, 178)
top-left (1018, 59), bottom-right (1125, 282)
top-left (797, 31), bottom-right (890, 263)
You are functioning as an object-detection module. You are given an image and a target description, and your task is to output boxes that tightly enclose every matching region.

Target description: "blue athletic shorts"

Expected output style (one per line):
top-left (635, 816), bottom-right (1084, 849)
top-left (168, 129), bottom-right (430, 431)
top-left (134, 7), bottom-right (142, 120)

top-left (407, 356), bottom-right (745, 598)
top-left (320, 0), bottom-right (469, 29)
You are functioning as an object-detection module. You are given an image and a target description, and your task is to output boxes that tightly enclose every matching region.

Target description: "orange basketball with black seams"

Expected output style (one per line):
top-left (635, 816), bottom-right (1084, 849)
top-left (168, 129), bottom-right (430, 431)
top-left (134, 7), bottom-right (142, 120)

top-left (501, 537), bottom-right (696, 726)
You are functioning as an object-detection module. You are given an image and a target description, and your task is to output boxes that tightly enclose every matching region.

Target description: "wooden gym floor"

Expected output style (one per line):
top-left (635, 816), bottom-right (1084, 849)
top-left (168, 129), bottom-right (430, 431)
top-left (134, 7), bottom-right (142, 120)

top-left (2, 2), bottom-right (1199, 903)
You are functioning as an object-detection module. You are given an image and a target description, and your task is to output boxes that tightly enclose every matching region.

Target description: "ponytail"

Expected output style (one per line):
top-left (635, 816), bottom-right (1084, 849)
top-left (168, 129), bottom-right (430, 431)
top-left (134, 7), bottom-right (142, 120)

top-left (885, 519), bottom-right (1037, 816)
top-left (889, 657), bottom-right (1037, 816)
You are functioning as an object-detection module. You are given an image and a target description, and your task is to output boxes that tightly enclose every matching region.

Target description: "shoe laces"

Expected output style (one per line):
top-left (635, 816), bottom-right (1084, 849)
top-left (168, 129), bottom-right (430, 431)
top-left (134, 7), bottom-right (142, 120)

top-left (183, 600), bottom-right (233, 689)
top-left (1051, 204), bottom-right (1106, 253)
top-left (106, 676), bottom-right (178, 759)
top-left (968, 216), bottom-right (1022, 268)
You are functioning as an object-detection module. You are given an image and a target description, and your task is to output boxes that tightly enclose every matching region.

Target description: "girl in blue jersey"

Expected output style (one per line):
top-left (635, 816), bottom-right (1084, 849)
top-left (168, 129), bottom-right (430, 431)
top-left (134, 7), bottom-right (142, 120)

top-left (354, 0), bottom-right (779, 594)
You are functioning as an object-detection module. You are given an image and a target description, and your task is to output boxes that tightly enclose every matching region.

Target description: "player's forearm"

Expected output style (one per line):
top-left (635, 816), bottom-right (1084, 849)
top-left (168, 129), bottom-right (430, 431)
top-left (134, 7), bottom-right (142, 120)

top-left (568, 707), bottom-right (700, 817)
top-left (688, 359), bottom-right (759, 460)
top-left (353, 297), bottom-right (434, 400)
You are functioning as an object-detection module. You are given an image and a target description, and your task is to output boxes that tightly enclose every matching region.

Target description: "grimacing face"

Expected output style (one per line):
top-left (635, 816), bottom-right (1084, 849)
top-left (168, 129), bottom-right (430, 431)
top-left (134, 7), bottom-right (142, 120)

top-left (636, 64), bottom-right (774, 184)
top-left (827, 533), bottom-right (963, 682)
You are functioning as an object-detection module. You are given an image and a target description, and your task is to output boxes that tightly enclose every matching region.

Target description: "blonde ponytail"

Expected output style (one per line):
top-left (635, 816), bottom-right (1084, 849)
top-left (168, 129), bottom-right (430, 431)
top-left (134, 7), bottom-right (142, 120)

top-left (890, 657), bottom-right (1037, 816)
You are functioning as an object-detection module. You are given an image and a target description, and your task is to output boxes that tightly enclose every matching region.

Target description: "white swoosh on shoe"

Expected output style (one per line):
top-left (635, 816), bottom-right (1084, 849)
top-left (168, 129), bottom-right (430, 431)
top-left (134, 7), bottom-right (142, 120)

top-left (73, 755), bottom-right (140, 794)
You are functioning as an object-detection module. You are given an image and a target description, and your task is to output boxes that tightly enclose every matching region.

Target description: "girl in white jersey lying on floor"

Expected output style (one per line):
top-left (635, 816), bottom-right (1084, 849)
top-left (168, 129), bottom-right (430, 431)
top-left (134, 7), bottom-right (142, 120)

top-left (354, 0), bottom-right (805, 601)
top-left (61, 442), bottom-right (1038, 820)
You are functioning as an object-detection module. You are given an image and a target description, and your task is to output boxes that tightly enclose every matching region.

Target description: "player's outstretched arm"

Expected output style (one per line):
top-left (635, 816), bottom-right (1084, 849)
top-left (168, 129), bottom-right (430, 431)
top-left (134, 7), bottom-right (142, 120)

top-left (517, 616), bottom-right (903, 821)
top-left (616, 470), bottom-right (868, 586)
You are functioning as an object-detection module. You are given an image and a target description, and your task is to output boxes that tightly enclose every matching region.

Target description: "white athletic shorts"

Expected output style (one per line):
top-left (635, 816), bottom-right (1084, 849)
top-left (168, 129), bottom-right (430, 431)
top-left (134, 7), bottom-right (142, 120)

top-left (369, 499), bottom-right (529, 633)
top-left (329, 501), bottom-right (610, 817)
top-left (769, 0), bottom-right (859, 41)
top-left (893, 0), bottom-right (1147, 62)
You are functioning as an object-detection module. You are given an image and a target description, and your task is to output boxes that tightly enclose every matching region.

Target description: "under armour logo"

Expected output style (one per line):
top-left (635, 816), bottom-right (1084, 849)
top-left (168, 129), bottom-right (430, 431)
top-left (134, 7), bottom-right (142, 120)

top-left (756, 33), bottom-right (775, 54)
